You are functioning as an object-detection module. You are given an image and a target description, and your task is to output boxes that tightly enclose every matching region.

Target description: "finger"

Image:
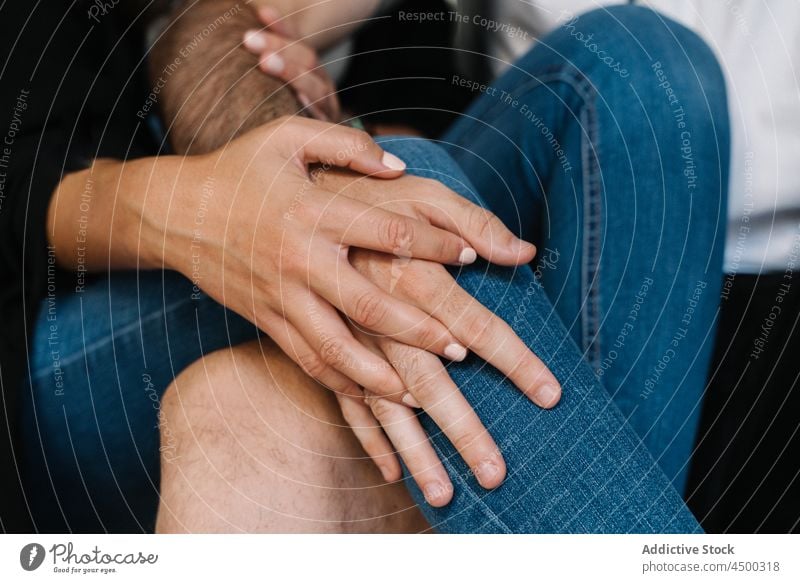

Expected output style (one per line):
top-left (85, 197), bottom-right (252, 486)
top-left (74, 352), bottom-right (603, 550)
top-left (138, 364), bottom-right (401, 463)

top-left (380, 340), bottom-right (506, 489)
top-left (420, 272), bottom-right (562, 408)
top-left (366, 394), bottom-right (453, 507)
top-left (259, 51), bottom-right (326, 95)
top-left (255, 5), bottom-right (293, 38)
top-left (412, 186), bottom-right (537, 266)
top-left (279, 117), bottom-right (407, 178)
top-left (297, 93), bottom-right (332, 123)
top-left (242, 30), bottom-right (340, 121)
top-left (244, 30), bottom-right (318, 70)
top-left (314, 263), bottom-right (467, 361)
top-left (349, 326), bottom-right (423, 409)
top-left (260, 54), bottom-right (336, 120)
top-left (283, 289), bottom-right (407, 402)
top-left (336, 394), bottom-right (401, 482)
top-left (313, 192), bottom-right (476, 264)
top-left (258, 310), bottom-right (362, 398)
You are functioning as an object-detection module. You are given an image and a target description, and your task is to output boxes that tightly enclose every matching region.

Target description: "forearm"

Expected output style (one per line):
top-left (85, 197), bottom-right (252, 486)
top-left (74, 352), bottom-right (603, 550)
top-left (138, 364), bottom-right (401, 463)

top-left (46, 157), bottom-right (187, 272)
top-left (150, 0), bottom-right (300, 154)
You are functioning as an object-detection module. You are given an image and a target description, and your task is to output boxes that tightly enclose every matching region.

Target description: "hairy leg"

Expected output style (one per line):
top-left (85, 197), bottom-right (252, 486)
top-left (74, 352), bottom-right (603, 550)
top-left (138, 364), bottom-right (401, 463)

top-left (156, 340), bottom-right (426, 533)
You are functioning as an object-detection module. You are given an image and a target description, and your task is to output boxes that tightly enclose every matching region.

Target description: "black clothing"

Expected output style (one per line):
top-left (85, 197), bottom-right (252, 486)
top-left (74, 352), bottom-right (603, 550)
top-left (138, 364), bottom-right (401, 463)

top-left (0, 0), bottom-right (157, 531)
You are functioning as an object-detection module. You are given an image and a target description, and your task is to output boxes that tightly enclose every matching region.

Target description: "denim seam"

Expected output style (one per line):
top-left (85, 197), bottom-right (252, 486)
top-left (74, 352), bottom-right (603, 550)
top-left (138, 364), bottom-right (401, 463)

top-left (446, 68), bottom-right (604, 367)
top-left (579, 96), bottom-right (603, 371)
top-left (32, 295), bottom-right (196, 379)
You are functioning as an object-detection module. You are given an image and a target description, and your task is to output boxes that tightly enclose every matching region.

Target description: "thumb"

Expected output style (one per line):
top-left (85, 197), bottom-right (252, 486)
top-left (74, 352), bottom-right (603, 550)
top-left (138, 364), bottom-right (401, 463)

top-left (282, 117), bottom-right (406, 178)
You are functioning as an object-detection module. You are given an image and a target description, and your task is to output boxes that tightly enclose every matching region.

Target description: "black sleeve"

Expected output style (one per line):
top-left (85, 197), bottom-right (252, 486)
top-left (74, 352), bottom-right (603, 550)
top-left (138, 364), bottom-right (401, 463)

top-left (0, 1), bottom-right (100, 532)
top-left (0, 127), bottom-right (84, 532)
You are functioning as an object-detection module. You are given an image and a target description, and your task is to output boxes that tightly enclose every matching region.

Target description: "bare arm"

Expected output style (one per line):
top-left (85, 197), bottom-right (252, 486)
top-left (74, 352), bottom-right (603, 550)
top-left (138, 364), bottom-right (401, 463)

top-left (149, 0), bottom-right (381, 154)
top-left (149, 0), bottom-right (300, 154)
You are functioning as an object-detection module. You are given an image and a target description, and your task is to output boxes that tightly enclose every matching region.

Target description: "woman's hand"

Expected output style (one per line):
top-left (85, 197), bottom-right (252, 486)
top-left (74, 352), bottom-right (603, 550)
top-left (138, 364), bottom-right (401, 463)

top-left (156, 117), bottom-right (535, 406)
top-left (242, 7), bottom-right (340, 122)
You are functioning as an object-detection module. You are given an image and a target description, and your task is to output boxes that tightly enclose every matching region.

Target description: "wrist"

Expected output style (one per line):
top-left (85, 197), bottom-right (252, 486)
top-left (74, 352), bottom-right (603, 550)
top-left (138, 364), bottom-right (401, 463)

top-left (126, 155), bottom-right (195, 273)
top-left (141, 153), bottom-right (223, 279)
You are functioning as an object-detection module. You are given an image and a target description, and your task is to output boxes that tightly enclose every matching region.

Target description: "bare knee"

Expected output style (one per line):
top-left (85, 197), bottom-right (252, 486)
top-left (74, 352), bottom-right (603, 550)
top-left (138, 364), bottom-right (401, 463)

top-left (155, 339), bottom-right (423, 533)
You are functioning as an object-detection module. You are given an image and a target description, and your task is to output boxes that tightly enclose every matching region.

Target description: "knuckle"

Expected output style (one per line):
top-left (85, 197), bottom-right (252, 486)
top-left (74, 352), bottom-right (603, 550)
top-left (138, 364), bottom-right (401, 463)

top-left (281, 245), bottom-right (305, 271)
top-left (345, 128), bottom-right (372, 151)
top-left (297, 351), bottom-right (328, 379)
top-left (319, 336), bottom-right (346, 366)
top-left (464, 314), bottom-right (493, 350)
top-left (418, 176), bottom-right (443, 192)
top-left (408, 379), bottom-right (437, 404)
top-left (413, 321), bottom-right (442, 351)
top-left (369, 397), bottom-right (396, 421)
top-left (443, 288), bottom-right (472, 320)
top-left (381, 216), bottom-right (415, 253)
top-left (401, 263), bottom-right (447, 303)
top-left (452, 428), bottom-right (483, 455)
top-left (400, 351), bottom-right (432, 389)
top-left (289, 195), bottom-right (319, 224)
top-left (468, 206), bottom-right (497, 240)
top-left (438, 233), bottom-right (458, 260)
top-left (352, 128), bottom-right (372, 144)
top-left (352, 291), bottom-right (388, 328)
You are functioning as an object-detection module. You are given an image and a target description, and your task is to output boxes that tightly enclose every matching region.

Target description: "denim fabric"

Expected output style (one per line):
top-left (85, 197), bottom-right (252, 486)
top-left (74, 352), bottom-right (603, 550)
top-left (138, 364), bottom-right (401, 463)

top-left (441, 5), bottom-right (729, 494)
top-left (381, 5), bottom-right (729, 533)
top-left (20, 272), bottom-right (258, 532)
top-left (20, 4), bottom-right (727, 534)
top-left (376, 137), bottom-right (703, 533)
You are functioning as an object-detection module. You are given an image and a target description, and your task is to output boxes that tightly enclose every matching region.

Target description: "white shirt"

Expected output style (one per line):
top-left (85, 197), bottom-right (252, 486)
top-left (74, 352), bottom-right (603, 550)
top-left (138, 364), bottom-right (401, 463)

top-left (483, 0), bottom-right (800, 274)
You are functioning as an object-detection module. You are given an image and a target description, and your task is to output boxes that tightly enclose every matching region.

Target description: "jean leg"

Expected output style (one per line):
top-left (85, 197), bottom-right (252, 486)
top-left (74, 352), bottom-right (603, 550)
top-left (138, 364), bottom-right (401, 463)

top-left (377, 136), bottom-right (701, 532)
top-left (21, 270), bottom-right (258, 532)
top-left (442, 5), bottom-right (730, 492)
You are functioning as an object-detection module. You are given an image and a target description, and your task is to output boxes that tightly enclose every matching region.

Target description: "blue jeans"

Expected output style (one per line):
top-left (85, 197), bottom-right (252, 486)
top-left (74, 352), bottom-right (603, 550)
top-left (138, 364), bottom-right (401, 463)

top-left (441, 5), bottom-right (729, 498)
top-left (20, 5), bottom-right (728, 533)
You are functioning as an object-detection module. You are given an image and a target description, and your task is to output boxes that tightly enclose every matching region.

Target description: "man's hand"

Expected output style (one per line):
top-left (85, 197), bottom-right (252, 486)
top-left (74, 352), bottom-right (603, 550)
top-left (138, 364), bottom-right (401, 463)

top-left (316, 169), bottom-right (562, 505)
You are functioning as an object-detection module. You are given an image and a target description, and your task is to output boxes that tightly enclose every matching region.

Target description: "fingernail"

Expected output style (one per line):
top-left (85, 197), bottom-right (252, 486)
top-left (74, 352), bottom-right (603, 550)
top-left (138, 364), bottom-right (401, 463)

top-left (444, 343), bottom-right (468, 362)
top-left (537, 383), bottom-right (561, 408)
top-left (243, 30), bottom-right (268, 51)
top-left (423, 482), bottom-right (445, 504)
top-left (381, 151), bottom-right (406, 171)
top-left (458, 247), bottom-right (477, 265)
top-left (263, 53), bottom-right (284, 73)
top-left (476, 460), bottom-right (501, 485)
top-left (402, 393), bottom-right (421, 408)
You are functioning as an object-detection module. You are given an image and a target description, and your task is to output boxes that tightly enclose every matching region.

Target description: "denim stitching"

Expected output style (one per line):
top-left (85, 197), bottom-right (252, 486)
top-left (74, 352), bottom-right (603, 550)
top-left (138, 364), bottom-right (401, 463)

top-left (446, 68), bottom-right (604, 368)
top-left (579, 97), bottom-right (603, 371)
